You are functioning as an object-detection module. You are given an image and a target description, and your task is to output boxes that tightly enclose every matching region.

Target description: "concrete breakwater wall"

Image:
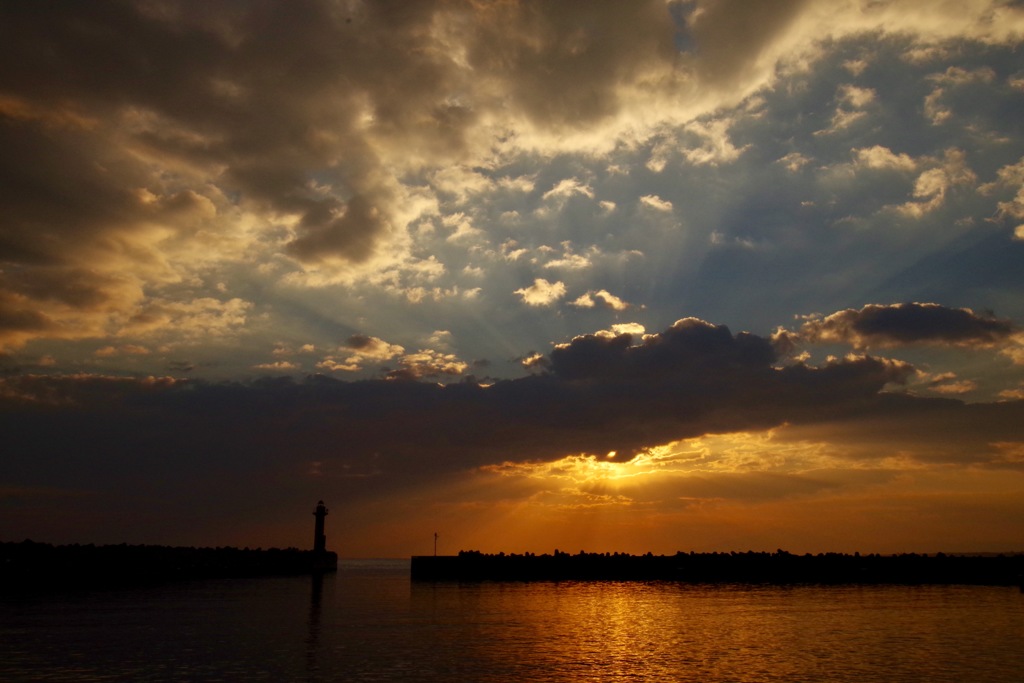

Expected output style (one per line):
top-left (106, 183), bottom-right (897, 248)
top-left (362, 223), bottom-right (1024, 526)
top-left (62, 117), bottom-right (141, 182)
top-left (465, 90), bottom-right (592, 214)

top-left (1, 540), bottom-right (337, 592)
top-left (412, 550), bottom-right (1024, 585)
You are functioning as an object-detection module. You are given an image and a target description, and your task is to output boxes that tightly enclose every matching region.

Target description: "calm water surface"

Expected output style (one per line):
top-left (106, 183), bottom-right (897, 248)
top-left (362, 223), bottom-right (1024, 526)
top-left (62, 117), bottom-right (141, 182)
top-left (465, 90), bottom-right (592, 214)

top-left (2, 559), bottom-right (1022, 682)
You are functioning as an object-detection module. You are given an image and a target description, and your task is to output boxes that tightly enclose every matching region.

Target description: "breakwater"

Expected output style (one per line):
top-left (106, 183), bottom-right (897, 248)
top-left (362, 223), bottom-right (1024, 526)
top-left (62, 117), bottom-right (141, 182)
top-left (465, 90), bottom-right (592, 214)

top-left (1, 540), bottom-right (337, 592)
top-left (411, 549), bottom-right (1024, 585)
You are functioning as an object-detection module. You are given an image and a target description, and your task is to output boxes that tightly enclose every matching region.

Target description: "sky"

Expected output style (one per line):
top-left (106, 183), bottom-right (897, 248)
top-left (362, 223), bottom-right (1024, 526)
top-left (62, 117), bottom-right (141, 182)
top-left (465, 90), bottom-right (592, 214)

top-left (2, 0), bottom-right (1024, 558)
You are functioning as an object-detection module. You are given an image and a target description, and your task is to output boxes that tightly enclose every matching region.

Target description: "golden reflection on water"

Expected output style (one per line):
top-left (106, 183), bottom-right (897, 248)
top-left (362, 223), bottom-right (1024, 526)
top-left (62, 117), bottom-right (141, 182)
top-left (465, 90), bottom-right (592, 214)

top-left (407, 579), bottom-right (1024, 682)
top-left (4, 564), bottom-right (1023, 682)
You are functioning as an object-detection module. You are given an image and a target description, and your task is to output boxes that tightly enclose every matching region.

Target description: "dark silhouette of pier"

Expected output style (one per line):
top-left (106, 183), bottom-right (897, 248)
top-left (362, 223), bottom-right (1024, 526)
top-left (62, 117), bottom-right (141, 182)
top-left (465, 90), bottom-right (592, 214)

top-left (411, 549), bottom-right (1024, 586)
top-left (2, 501), bottom-right (337, 592)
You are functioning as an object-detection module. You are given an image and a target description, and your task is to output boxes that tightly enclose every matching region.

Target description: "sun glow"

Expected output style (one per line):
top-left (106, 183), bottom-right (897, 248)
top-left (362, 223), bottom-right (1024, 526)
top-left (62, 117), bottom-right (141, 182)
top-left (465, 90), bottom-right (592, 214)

top-left (481, 429), bottom-right (864, 492)
top-left (483, 452), bottom-right (661, 487)
top-left (354, 426), bottom-right (1024, 556)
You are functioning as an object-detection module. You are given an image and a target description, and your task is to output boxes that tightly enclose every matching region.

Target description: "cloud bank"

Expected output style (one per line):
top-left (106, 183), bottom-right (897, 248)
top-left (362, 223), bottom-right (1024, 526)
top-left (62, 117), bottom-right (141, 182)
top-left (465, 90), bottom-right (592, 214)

top-left (793, 303), bottom-right (1017, 349)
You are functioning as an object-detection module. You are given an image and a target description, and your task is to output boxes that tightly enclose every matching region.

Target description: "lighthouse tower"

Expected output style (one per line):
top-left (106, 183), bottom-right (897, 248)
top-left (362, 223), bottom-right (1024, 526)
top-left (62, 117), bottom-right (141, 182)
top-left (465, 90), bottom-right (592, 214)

top-left (313, 500), bottom-right (328, 553)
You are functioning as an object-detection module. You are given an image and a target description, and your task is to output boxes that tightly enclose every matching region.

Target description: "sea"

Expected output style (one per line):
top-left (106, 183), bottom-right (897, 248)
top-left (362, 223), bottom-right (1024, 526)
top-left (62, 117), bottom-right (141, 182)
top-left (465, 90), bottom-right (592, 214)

top-left (2, 559), bottom-right (1022, 682)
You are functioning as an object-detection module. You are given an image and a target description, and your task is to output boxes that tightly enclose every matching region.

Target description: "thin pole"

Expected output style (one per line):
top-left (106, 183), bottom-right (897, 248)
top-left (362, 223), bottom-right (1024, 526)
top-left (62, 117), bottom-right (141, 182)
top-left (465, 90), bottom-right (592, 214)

top-left (434, 532), bottom-right (438, 557)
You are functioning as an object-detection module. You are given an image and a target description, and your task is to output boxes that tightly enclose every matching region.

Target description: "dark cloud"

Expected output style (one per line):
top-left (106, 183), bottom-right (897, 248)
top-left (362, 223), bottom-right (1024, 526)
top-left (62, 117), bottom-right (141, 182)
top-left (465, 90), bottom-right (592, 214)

top-left (0, 293), bottom-right (51, 334)
top-left (287, 194), bottom-right (387, 264)
top-left (549, 318), bottom-right (776, 381)
top-left (0, 1), bottom-right (397, 259)
top-left (687, 0), bottom-right (810, 87)
top-left (0, 107), bottom-right (159, 344)
top-left (461, 0), bottom-right (680, 128)
top-left (776, 392), bottom-right (1024, 467)
top-left (4, 315), bottom-right (1022, 546)
top-left (0, 319), bottom-right (919, 491)
top-left (798, 303), bottom-right (1017, 349)
top-left (345, 334), bottom-right (378, 351)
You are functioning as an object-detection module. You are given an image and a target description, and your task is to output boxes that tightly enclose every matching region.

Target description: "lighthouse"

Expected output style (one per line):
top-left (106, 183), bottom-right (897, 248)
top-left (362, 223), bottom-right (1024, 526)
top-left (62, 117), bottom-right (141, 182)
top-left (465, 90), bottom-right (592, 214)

top-left (310, 500), bottom-right (337, 572)
top-left (313, 500), bottom-right (328, 553)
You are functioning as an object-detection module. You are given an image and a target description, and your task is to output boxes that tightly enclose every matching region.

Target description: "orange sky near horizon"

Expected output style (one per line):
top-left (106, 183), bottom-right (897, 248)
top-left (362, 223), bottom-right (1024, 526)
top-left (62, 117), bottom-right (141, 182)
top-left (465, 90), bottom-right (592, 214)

top-left (275, 428), bottom-right (1024, 558)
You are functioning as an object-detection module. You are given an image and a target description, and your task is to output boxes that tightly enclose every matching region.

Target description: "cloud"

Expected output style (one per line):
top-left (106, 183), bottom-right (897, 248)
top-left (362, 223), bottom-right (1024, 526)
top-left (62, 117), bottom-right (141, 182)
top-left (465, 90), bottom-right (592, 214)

top-left (3, 317), bottom-right (1014, 497)
top-left (441, 212), bottom-right (482, 243)
top-left (543, 244), bottom-right (595, 270)
top-left (895, 149), bottom-right (977, 216)
top-left (520, 352), bottom-right (547, 371)
top-left (796, 303), bottom-right (1017, 349)
top-left (611, 323), bottom-right (646, 336)
top-left (317, 334), bottom-right (405, 373)
top-left (430, 166), bottom-right (508, 203)
top-left (386, 349), bottom-right (469, 380)
top-left (314, 332), bottom-right (469, 379)
top-left (316, 358), bottom-right (362, 373)
top-left (929, 380), bottom-right (977, 395)
top-left (253, 361), bottom-right (300, 372)
top-left (837, 84), bottom-right (876, 109)
top-left (120, 297), bottom-right (252, 341)
top-left (924, 66), bottom-right (997, 124)
top-left (982, 156), bottom-right (1024, 225)
top-left (271, 343), bottom-right (316, 358)
top-left (778, 152), bottom-right (812, 172)
top-left (344, 334), bottom-right (404, 359)
top-left (816, 84), bottom-right (877, 134)
top-left (685, 0), bottom-right (809, 91)
top-left (639, 195), bottom-right (674, 212)
top-left (1000, 334), bottom-right (1024, 366)
top-left (681, 118), bottom-right (748, 165)
top-left (548, 317), bottom-right (779, 383)
top-left (425, 330), bottom-right (456, 349)
top-left (514, 278), bottom-right (567, 306)
top-left (571, 290), bottom-right (631, 311)
top-left (286, 194), bottom-right (393, 265)
top-left (95, 345), bottom-right (151, 358)
top-left (542, 178), bottom-right (595, 201)
top-left (852, 146), bottom-right (916, 172)
top-left (501, 240), bottom-right (531, 262)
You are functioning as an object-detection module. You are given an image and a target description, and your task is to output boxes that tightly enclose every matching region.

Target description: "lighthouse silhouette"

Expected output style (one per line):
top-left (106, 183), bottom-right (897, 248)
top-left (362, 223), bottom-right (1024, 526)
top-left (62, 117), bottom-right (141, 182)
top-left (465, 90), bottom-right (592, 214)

top-left (313, 500), bottom-right (328, 553)
top-left (311, 500), bottom-right (337, 571)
